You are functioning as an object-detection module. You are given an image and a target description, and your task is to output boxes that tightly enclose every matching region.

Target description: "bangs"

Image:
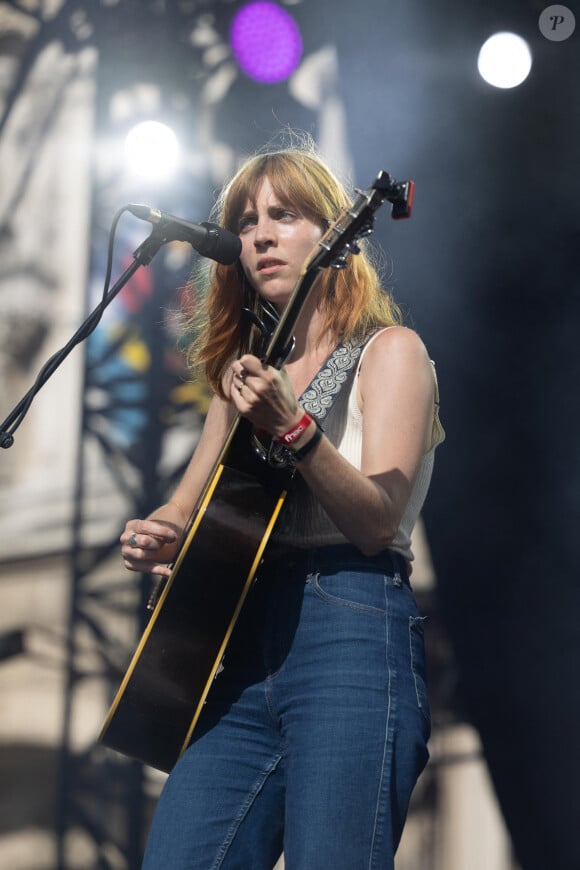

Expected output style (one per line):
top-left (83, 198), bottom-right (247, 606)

top-left (221, 151), bottom-right (346, 232)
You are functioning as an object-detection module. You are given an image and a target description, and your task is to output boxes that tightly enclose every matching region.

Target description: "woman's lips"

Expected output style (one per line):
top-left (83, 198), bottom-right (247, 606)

top-left (257, 258), bottom-right (285, 273)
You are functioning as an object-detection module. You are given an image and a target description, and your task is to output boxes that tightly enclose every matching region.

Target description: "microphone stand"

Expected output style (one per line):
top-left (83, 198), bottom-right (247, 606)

top-left (1, 228), bottom-right (168, 450)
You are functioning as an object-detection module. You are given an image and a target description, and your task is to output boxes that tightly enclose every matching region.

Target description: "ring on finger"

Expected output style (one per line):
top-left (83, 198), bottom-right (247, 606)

top-left (129, 533), bottom-right (138, 547)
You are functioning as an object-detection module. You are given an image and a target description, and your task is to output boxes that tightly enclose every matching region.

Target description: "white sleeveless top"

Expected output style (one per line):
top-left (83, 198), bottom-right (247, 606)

top-left (270, 329), bottom-right (445, 562)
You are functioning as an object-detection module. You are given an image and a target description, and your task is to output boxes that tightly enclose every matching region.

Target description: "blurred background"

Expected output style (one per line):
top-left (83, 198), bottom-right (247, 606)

top-left (1, 1), bottom-right (579, 868)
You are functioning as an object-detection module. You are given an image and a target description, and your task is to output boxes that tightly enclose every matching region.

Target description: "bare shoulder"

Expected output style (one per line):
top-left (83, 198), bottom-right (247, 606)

top-left (358, 326), bottom-right (434, 412)
top-left (362, 326), bottom-right (431, 371)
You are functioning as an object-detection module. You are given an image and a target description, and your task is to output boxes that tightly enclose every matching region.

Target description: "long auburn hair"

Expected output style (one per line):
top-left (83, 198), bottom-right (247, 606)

top-left (184, 144), bottom-right (402, 399)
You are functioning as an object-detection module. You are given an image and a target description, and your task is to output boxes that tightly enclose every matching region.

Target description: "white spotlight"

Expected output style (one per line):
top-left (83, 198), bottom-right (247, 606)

top-left (124, 121), bottom-right (180, 180)
top-left (477, 32), bottom-right (532, 89)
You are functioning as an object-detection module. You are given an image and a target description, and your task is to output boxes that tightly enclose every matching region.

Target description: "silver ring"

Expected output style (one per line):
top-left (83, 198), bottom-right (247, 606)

top-left (129, 533), bottom-right (138, 548)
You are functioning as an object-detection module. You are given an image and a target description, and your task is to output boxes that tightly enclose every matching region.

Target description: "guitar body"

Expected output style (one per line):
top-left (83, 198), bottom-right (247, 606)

top-left (99, 418), bottom-right (292, 772)
top-left (98, 171), bottom-right (414, 772)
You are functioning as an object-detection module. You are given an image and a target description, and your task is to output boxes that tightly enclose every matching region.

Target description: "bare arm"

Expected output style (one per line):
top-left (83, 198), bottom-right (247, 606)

top-left (295, 328), bottom-right (435, 554)
top-left (232, 327), bottom-right (435, 556)
top-left (120, 393), bottom-right (236, 576)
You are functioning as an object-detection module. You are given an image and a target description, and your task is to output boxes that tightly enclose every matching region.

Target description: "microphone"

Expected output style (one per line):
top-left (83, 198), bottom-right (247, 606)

top-left (127, 204), bottom-right (241, 265)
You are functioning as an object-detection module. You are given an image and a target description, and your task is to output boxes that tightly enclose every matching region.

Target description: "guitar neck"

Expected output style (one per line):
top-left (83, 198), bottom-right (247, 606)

top-left (262, 269), bottom-right (320, 369)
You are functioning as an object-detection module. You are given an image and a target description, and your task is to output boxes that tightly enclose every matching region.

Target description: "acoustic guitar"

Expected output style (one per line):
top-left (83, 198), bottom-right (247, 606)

top-left (98, 170), bottom-right (414, 772)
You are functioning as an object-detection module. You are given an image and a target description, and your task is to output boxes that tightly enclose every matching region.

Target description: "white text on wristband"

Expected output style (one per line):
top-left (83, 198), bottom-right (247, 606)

top-left (278, 411), bottom-right (312, 445)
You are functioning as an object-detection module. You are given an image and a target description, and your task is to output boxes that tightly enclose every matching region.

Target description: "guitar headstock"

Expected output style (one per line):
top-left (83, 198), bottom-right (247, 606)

top-left (308, 171), bottom-right (414, 273)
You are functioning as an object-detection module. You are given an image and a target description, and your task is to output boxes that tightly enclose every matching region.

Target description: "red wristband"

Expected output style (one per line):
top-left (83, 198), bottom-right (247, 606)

top-left (278, 411), bottom-right (312, 445)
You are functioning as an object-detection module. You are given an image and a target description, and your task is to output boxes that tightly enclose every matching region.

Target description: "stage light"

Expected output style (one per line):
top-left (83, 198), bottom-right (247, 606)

top-left (230, 1), bottom-right (303, 83)
top-left (123, 120), bottom-right (180, 180)
top-left (477, 32), bottom-right (532, 89)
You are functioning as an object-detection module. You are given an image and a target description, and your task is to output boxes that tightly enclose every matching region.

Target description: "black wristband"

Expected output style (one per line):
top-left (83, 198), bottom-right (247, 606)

top-left (291, 422), bottom-right (323, 462)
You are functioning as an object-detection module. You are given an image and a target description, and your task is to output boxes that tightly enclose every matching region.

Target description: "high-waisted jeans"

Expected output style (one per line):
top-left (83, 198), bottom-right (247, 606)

top-left (142, 544), bottom-right (430, 870)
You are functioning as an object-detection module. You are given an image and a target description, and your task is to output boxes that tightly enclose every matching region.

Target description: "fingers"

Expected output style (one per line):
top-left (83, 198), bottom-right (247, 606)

top-left (230, 362), bottom-right (255, 406)
top-left (232, 367), bottom-right (246, 396)
top-left (121, 520), bottom-right (178, 575)
top-left (122, 555), bottom-right (172, 578)
top-left (230, 355), bottom-right (278, 400)
top-left (231, 357), bottom-right (259, 397)
top-left (230, 355), bottom-right (300, 436)
top-left (122, 520), bottom-right (178, 545)
top-left (237, 354), bottom-right (265, 376)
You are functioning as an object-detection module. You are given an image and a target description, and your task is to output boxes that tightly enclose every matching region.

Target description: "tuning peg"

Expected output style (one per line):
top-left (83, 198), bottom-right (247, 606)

top-left (331, 255), bottom-right (349, 270)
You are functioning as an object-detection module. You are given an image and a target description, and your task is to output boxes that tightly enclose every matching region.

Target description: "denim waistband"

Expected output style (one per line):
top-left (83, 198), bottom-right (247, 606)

top-left (261, 542), bottom-right (408, 582)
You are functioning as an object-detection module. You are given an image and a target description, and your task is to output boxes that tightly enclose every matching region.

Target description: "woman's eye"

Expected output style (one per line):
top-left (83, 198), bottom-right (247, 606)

top-left (238, 216), bottom-right (256, 232)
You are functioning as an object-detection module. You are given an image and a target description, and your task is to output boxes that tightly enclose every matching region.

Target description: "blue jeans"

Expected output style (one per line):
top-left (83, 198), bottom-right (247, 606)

top-left (142, 544), bottom-right (430, 870)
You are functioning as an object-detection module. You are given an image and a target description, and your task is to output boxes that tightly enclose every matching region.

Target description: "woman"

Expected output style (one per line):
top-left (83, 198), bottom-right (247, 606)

top-left (121, 143), bottom-right (444, 869)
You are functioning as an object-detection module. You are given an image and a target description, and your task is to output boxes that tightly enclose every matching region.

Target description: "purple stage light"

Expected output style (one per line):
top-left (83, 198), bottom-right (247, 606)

top-left (230, 2), bottom-right (303, 84)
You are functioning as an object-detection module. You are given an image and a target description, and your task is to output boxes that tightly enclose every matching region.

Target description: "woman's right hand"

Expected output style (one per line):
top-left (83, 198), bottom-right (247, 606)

top-left (120, 518), bottom-right (182, 577)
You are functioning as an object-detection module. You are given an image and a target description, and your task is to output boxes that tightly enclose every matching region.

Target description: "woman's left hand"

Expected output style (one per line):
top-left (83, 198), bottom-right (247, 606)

top-left (230, 354), bottom-right (302, 437)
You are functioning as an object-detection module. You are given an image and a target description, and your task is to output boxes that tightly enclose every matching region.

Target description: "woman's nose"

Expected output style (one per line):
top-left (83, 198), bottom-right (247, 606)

top-left (254, 216), bottom-right (276, 247)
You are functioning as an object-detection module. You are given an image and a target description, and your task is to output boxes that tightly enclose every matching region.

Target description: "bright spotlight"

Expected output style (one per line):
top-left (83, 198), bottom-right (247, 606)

top-left (477, 32), bottom-right (532, 89)
top-left (230, 1), bottom-right (303, 83)
top-left (123, 121), bottom-right (180, 180)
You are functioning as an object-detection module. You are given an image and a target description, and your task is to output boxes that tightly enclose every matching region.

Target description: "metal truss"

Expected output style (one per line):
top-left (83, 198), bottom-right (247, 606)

top-left (56, 283), bottom-right (209, 868)
top-left (0, 2), bottom-right (227, 866)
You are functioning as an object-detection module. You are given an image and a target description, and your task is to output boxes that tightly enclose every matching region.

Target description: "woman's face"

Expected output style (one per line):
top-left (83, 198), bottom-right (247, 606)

top-left (237, 176), bottom-right (324, 312)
